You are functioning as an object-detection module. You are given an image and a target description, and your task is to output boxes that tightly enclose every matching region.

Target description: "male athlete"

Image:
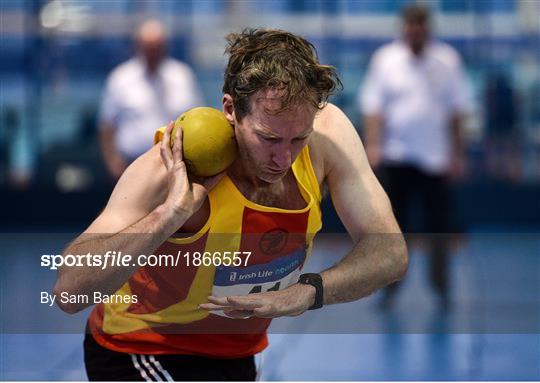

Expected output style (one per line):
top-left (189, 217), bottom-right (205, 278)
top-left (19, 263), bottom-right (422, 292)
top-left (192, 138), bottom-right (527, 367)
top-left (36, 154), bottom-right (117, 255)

top-left (54, 29), bottom-right (408, 381)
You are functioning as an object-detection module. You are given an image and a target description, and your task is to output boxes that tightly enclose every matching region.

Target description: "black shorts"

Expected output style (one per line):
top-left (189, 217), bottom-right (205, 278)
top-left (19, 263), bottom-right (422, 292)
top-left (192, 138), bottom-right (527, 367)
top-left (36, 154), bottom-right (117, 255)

top-left (84, 331), bottom-right (257, 381)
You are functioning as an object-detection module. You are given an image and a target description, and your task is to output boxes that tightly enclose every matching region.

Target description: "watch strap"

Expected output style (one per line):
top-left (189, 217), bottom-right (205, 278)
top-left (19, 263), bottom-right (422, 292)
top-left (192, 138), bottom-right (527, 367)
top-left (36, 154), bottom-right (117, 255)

top-left (299, 273), bottom-right (323, 310)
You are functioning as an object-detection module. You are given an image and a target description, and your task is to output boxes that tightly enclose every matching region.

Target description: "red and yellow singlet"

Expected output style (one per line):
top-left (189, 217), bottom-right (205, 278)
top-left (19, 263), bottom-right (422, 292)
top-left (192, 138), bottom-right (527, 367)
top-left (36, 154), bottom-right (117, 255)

top-left (88, 145), bottom-right (322, 357)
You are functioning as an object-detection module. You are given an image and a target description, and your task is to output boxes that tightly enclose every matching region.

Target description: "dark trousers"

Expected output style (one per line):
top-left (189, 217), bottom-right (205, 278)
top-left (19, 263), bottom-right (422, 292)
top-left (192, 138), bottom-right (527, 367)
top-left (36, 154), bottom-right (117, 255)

top-left (377, 164), bottom-right (451, 300)
top-left (84, 331), bottom-right (257, 381)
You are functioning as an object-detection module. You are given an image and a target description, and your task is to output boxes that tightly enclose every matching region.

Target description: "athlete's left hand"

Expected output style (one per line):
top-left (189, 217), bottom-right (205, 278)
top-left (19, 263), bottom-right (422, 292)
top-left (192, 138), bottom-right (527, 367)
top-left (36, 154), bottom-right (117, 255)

top-left (198, 283), bottom-right (316, 319)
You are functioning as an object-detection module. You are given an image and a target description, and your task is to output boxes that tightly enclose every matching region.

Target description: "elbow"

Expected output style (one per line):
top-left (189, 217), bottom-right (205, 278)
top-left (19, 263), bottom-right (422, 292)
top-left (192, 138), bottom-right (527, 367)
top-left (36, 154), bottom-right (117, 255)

top-left (394, 250), bottom-right (409, 282)
top-left (57, 302), bottom-right (82, 315)
top-left (390, 237), bottom-right (409, 282)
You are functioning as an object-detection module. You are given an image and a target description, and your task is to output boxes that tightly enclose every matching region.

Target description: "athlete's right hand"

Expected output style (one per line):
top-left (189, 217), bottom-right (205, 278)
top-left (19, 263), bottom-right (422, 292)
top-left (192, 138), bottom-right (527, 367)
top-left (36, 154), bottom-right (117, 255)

top-left (160, 121), bottom-right (224, 219)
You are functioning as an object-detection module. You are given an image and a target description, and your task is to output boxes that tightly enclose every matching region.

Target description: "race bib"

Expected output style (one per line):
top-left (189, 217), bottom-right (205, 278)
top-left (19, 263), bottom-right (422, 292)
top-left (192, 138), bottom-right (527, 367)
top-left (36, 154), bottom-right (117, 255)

top-left (210, 247), bottom-right (306, 316)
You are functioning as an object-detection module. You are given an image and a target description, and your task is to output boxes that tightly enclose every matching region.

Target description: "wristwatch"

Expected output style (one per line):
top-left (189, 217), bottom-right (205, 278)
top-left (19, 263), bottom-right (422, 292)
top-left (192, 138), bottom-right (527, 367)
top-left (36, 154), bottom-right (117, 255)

top-left (298, 273), bottom-right (324, 310)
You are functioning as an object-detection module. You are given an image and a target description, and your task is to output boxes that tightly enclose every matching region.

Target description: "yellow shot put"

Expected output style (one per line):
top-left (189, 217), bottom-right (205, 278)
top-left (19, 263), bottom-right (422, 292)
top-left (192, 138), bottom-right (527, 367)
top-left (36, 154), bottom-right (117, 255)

top-left (154, 107), bottom-right (238, 177)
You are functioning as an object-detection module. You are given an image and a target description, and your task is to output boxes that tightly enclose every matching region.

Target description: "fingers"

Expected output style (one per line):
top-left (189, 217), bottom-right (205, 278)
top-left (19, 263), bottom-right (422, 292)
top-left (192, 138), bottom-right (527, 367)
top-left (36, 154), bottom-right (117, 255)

top-left (198, 303), bottom-right (227, 311)
top-left (199, 300), bottom-right (275, 319)
top-left (161, 121), bottom-right (186, 172)
top-left (225, 296), bottom-right (265, 310)
top-left (199, 294), bottom-right (297, 318)
top-left (160, 121), bottom-right (174, 169)
top-left (172, 122), bottom-right (183, 163)
top-left (198, 300), bottom-right (255, 319)
top-left (198, 287), bottom-right (307, 319)
top-left (199, 296), bottom-right (265, 312)
top-left (223, 309), bottom-right (254, 319)
top-left (207, 296), bottom-right (229, 305)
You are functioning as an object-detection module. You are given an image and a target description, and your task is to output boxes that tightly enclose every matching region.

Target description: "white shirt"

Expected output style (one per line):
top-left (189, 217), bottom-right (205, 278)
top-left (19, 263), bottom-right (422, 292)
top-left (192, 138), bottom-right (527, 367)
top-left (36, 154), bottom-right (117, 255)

top-left (100, 56), bottom-right (204, 160)
top-left (359, 39), bottom-right (471, 174)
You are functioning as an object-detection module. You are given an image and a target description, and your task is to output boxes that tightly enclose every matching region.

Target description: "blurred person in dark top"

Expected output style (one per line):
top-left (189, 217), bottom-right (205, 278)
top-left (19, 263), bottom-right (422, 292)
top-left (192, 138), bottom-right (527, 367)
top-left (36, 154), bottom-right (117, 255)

top-left (358, 4), bottom-right (471, 308)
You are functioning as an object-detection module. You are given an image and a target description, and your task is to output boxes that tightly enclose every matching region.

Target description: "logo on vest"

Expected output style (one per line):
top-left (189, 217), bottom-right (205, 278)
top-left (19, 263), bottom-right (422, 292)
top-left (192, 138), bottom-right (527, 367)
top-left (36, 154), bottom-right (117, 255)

top-left (259, 228), bottom-right (288, 255)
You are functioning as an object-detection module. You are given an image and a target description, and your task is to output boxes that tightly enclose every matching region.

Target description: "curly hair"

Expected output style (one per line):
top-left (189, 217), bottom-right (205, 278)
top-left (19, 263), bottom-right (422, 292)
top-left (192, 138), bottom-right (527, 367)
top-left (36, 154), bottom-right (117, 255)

top-left (223, 28), bottom-right (342, 121)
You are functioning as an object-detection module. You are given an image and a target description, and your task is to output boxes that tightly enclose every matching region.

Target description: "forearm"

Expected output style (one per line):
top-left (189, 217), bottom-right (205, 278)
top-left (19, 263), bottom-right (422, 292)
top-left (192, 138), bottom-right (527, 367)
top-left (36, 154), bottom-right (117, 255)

top-left (320, 232), bottom-right (407, 305)
top-left (54, 205), bottom-right (187, 313)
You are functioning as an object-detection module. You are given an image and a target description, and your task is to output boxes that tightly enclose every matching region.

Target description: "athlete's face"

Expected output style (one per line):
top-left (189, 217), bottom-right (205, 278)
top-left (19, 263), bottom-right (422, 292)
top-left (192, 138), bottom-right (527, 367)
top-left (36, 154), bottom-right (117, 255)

top-left (223, 91), bottom-right (316, 184)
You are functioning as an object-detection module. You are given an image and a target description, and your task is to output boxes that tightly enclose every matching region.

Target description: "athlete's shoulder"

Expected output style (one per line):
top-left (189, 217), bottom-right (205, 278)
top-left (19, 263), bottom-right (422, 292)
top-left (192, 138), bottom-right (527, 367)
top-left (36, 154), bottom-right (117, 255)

top-left (314, 103), bottom-right (350, 135)
top-left (311, 103), bottom-right (360, 179)
top-left (313, 103), bottom-right (359, 157)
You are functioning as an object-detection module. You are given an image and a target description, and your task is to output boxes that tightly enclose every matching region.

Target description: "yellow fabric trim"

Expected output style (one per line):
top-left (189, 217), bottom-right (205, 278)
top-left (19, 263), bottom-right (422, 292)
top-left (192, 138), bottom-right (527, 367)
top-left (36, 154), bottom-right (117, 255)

top-left (223, 176), bottom-right (315, 214)
top-left (165, 217), bottom-right (211, 244)
top-left (296, 145), bottom-right (323, 259)
top-left (222, 145), bottom-right (320, 214)
top-left (301, 145), bottom-right (322, 203)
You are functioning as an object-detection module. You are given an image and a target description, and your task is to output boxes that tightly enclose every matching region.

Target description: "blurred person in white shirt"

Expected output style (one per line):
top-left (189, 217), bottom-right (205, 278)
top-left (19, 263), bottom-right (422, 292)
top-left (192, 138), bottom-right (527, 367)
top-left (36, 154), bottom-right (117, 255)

top-left (359, 4), bottom-right (471, 308)
top-left (99, 20), bottom-right (204, 179)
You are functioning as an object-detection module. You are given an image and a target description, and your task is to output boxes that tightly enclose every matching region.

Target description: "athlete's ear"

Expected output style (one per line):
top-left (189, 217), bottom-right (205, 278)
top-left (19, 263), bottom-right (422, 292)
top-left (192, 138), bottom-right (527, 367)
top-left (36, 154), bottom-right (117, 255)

top-left (222, 94), bottom-right (235, 127)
